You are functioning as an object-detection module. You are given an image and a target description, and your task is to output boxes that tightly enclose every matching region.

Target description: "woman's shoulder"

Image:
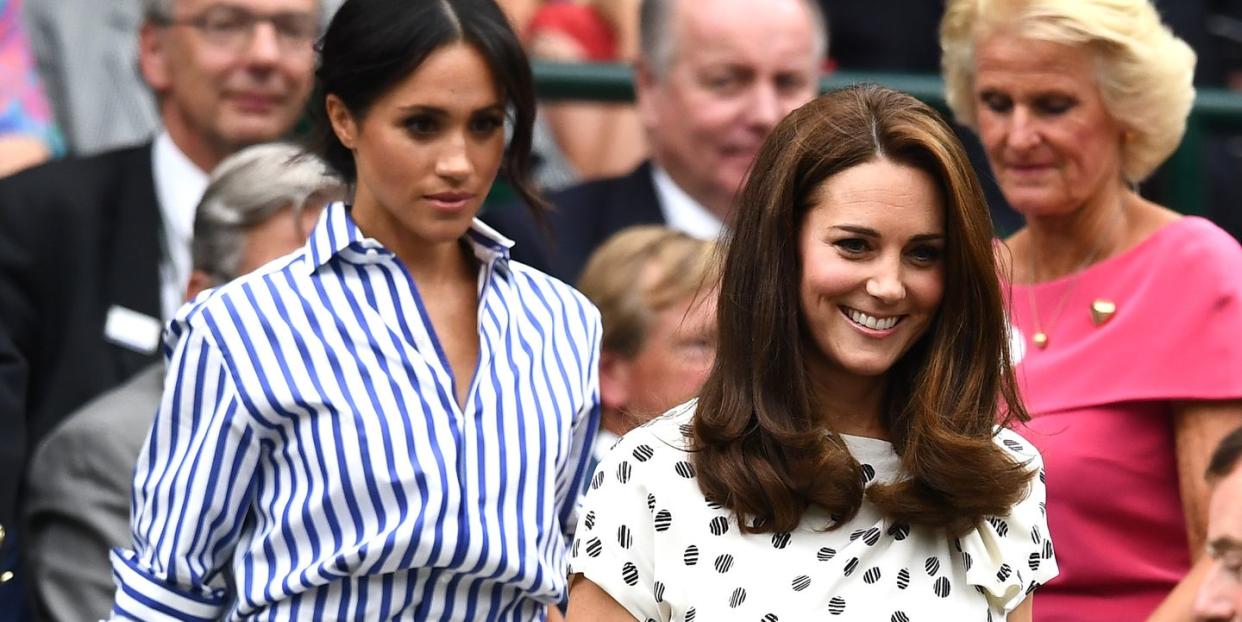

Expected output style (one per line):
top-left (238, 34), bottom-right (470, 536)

top-left (504, 260), bottom-right (601, 321)
top-left (1161, 216), bottom-right (1242, 265)
top-left (610, 400), bottom-right (698, 457)
top-left (990, 426), bottom-right (1044, 467)
top-left (166, 251), bottom-right (307, 347)
top-left (641, 399), bottom-right (698, 435)
top-left (1105, 215), bottom-right (1242, 312)
top-left (1108, 214), bottom-right (1241, 275)
top-left (583, 402), bottom-right (697, 489)
top-left (954, 427), bottom-right (1058, 612)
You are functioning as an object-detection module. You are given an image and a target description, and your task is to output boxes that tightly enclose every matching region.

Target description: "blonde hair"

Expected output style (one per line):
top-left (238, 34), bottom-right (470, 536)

top-left (577, 226), bottom-right (718, 357)
top-left (941, 0), bottom-right (1195, 182)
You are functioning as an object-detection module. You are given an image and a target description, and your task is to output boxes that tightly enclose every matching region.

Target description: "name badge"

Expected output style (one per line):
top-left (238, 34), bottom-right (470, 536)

top-left (103, 305), bottom-right (162, 354)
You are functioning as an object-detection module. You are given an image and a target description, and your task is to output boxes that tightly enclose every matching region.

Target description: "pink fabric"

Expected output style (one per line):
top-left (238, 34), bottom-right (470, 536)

top-left (1004, 217), bottom-right (1242, 621)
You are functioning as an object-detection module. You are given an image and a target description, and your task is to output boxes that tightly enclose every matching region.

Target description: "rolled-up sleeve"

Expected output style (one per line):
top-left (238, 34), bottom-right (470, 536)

top-left (110, 324), bottom-right (259, 621)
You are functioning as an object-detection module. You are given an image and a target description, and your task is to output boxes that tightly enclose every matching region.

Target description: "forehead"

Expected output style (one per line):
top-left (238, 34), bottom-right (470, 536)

top-left (973, 35), bottom-right (1098, 93)
top-left (382, 43), bottom-right (501, 109)
top-left (670, 0), bottom-right (817, 69)
top-left (172, 0), bottom-right (318, 14)
top-left (808, 159), bottom-right (945, 230)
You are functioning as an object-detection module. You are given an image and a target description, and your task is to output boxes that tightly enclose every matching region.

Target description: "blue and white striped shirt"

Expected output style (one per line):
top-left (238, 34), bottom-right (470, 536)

top-left (110, 202), bottom-right (602, 620)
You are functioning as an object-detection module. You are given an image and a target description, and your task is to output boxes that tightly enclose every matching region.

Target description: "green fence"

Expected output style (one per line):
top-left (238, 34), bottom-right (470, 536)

top-left (532, 60), bottom-right (1242, 217)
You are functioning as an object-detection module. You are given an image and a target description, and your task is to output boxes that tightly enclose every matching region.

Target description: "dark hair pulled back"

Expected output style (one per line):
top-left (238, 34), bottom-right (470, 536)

top-left (310, 0), bottom-right (546, 214)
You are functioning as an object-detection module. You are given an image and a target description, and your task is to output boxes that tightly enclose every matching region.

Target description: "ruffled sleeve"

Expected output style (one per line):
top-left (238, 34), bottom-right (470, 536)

top-left (956, 427), bottom-right (1059, 614)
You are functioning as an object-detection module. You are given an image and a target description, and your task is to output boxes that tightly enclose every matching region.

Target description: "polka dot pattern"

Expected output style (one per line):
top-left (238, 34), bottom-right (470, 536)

top-left (568, 405), bottom-right (1058, 620)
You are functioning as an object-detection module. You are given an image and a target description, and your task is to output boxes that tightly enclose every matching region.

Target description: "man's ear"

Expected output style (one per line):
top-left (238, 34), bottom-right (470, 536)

top-left (138, 22), bottom-right (172, 94)
top-left (185, 269), bottom-right (216, 301)
top-left (632, 59), bottom-right (661, 131)
top-left (325, 94), bottom-right (358, 150)
top-left (599, 351), bottom-right (632, 414)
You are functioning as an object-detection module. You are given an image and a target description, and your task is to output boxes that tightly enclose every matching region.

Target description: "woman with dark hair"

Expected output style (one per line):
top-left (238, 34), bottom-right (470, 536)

top-left (109, 0), bottom-right (600, 619)
top-left (566, 84), bottom-right (1056, 621)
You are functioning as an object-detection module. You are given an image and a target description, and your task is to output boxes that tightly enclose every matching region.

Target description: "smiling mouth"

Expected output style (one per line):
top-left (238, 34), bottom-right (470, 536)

top-left (841, 306), bottom-right (903, 331)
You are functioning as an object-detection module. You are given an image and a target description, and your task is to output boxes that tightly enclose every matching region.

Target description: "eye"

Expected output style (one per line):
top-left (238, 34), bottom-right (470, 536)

top-left (775, 72), bottom-right (809, 94)
top-left (703, 70), bottom-right (744, 94)
top-left (677, 336), bottom-right (716, 360)
top-left (200, 7), bottom-right (250, 35)
top-left (907, 243), bottom-right (943, 265)
top-left (834, 238), bottom-right (870, 255)
top-left (403, 115), bottom-right (439, 136)
top-left (271, 13), bottom-right (318, 41)
top-left (1034, 95), bottom-right (1076, 116)
top-left (469, 113), bottom-right (504, 136)
top-left (978, 90), bottom-right (1012, 114)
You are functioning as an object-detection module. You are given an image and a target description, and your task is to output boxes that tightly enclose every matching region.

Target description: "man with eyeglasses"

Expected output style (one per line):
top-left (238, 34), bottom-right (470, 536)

top-left (0, 1), bottom-right (320, 618)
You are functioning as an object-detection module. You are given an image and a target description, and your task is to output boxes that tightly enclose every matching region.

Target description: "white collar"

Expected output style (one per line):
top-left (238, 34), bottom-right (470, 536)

top-left (592, 428), bottom-right (622, 464)
top-left (152, 131), bottom-right (209, 244)
top-left (650, 165), bottom-right (723, 240)
top-left (152, 131), bottom-right (210, 320)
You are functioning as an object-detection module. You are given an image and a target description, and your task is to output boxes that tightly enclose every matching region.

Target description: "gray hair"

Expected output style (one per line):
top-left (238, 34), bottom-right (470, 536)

top-left (192, 143), bottom-right (345, 284)
top-left (639, 0), bottom-right (828, 79)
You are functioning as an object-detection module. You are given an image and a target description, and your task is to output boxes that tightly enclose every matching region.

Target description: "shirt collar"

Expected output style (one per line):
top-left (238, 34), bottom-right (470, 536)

top-left (305, 202), bottom-right (515, 274)
top-left (152, 130), bottom-right (210, 247)
top-left (592, 428), bottom-right (622, 464)
top-left (650, 165), bottom-right (724, 240)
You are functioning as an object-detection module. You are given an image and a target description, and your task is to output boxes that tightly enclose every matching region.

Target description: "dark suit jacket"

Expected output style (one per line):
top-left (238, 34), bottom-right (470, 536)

top-left (0, 143), bottom-right (163, 603)
top-left (482, 161), bottom-right (666, 283)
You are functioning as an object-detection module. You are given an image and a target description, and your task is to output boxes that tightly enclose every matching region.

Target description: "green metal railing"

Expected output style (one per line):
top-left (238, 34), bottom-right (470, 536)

top-left (532, 60), bottom-right (1242, 217)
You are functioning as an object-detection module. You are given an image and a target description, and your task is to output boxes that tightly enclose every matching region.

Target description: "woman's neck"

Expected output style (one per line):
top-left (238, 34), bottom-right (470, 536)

top-left (351, 199), bottom-right (476, 286)
top-left (1018, 184), bottom-right (1133, 283)
top-left (806, 356), bottom-right (890, 440)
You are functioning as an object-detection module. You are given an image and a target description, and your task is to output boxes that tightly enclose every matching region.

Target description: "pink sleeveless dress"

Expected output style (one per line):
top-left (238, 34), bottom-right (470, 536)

top-left (1004, 217), bottom-right (1242, 621)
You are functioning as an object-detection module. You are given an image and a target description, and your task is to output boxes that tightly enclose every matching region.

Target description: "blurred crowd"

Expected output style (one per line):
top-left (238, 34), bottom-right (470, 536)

top-left (1, 0), bottom-right (1242, 620)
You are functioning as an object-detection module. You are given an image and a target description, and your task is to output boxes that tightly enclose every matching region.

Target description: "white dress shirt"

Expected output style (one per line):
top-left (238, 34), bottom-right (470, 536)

top-left (651, 166), bottom-right (723, 240)
top-left (111, 202), bottom-right (602, 620)
top-left (151, 131), bottom-right (209, 322)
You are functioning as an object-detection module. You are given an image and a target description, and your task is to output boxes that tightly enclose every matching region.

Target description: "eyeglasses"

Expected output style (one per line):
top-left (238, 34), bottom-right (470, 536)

top-left (153, 5), bottom-right (317, 52)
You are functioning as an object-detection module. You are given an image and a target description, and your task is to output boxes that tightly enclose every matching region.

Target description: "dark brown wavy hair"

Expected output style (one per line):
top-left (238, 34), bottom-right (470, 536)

top-left (692, 84), bottom-right (1032, 536)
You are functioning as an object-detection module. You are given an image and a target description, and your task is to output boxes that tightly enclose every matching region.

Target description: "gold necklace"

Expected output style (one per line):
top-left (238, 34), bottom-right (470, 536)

top-left (1025, 200), bottom-right (1126, 349)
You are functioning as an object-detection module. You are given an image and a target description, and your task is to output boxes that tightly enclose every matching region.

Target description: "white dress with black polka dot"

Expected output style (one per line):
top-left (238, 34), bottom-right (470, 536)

top-left (568, 401), bottom-right (1058, 621)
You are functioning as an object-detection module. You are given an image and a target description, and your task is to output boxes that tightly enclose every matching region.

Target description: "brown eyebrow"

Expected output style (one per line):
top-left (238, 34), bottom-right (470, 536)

top-left (1207, 537), bottom-right (1242, 556)
top-left (831, 225), bottom-right (945, 243)
top-left (396, 103), bottom-right (504, 116)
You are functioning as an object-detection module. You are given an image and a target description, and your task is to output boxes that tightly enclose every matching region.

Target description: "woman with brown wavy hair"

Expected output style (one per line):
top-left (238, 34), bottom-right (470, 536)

top-left (564, 84), bottom-right (1057, 621)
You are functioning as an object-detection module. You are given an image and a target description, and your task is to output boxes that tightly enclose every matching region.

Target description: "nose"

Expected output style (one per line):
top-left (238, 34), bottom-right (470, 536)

top-left (243, 21), bottom-right (281, 66)
top-left (746, 83), bottom-right (783, 133)
top-left (1005, 106), bottom-right (1041, 151)
top-left (1193, 564), bottom-right (1237, 621)
top-left (865, 257), bottom-right (906, 303)
top-left (434, 134), bottom-right (472, 182)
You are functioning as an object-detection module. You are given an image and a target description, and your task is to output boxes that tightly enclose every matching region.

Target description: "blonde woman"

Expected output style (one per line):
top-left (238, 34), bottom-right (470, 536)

top-left (942, 1), bottom-right (1242, 619)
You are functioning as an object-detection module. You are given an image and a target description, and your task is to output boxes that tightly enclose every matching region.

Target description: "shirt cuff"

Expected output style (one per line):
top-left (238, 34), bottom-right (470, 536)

top-left (109, 548), bottom-right (227, 622)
